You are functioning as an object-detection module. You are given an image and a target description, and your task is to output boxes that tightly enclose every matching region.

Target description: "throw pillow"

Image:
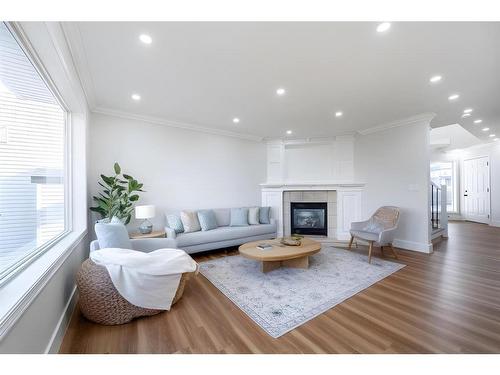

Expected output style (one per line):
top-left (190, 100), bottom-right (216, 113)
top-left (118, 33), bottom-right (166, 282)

top-left (94, 218), bottom-right (132, 249)
top-left (180, 210), bottom-right (201, 233)
top-left (166, 214), bottom-right (184, 234)
top-left (197, 209), bottom-right (218, 231)
top-left (259, 206), bottom-right (271, 224)
top-left (230, 207), bottom-right (249, 226)
top-left (248, 207), bottom-right (260, 225)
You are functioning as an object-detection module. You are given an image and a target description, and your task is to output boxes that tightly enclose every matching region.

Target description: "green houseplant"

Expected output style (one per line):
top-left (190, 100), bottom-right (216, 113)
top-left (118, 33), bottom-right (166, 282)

top-left (90, 162), bottom-right (145, 224)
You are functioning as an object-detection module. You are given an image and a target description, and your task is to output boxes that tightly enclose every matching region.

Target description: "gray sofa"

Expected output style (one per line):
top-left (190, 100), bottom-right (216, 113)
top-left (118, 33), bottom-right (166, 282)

top-left (165, 208), bottom-right (277, 254)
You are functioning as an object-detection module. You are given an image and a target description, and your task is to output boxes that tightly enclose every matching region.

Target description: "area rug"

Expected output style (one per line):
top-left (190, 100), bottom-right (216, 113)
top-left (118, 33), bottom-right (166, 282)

top-left (199, 246), bottom-right (405, 338)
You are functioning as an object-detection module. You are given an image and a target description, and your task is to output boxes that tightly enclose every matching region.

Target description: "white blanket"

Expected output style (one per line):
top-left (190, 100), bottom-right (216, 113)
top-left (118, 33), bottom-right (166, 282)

top-left (90, 248), bottom-right (198, 310)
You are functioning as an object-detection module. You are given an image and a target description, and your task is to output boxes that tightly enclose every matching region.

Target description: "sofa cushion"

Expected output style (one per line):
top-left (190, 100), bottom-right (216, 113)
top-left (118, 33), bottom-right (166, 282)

top-left (259, 206), bottom-right (271, 224)
top-left (248, 207), bottom-right (260, 225)
top-left (166, 214), bottom-right (184, 234)
top-left (197, 209), bottom-right (218, 231)
top-left (180, 210), bottom-right (201, 233)
top-left (213, 208), bottom-right (230, 227)
top-left (176, 224), bottom-right (276, 247)
top-left (95, 217), bottom-right (132, 249)
top-left (230, 207), bottom-right (249, 226)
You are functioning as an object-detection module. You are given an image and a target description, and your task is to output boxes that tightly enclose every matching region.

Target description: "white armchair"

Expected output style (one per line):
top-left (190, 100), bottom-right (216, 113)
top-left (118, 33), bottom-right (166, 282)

top-left (348, 206), bottom-right (400, 263)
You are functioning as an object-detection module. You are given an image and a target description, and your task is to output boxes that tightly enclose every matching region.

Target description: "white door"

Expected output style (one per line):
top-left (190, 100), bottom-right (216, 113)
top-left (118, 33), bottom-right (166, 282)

top-left (463, 156), bottom-right (490, 224)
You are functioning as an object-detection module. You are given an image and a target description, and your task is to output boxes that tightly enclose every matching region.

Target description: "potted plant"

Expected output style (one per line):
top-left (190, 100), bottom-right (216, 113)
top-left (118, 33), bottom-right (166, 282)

top-left (90, 162), bottom-right (145, 224)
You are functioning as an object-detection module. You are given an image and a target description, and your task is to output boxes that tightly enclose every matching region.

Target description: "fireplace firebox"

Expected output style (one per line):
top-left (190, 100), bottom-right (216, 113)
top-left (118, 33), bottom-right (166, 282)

top-left (290, 202), bottom-right (328, 236)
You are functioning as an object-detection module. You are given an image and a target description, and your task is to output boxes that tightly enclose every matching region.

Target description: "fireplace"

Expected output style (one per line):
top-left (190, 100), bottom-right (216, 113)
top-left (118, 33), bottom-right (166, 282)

top-left (290, 202), bottom-right (328, 236)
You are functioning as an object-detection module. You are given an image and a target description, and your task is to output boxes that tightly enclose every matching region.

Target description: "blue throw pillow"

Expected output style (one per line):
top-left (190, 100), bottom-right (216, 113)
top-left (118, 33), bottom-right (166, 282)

top-left (94, 218), bottom-right (131, 249)
top-left (166, 214), bottom-right (184, 234)
top-left (259, 206), bottom-right (271, 224)
top-left (197, 209), bottom-right (218, 231)
top-left (230, 207), bottom-right (249, 226)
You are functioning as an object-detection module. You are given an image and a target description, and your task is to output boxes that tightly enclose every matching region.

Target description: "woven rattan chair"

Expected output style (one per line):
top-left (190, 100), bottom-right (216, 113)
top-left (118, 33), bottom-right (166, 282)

top-left (348, 206), bottom-right (400, 263)
top-left (76, 258), bottom-right (194, 325)
top-left (77, 237), bottom-right (192, 325)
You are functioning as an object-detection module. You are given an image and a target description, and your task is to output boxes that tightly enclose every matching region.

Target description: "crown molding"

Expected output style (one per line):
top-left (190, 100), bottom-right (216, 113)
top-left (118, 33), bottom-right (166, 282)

top-left (92, 107), bottom-right (264, 142)
top-left (357, 112), bottom-right (436, 136)
top-left (60, 22), bottom-right (97, 109)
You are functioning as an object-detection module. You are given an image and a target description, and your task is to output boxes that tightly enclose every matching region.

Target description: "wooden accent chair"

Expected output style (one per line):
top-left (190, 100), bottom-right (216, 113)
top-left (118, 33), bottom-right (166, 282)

top-left (348, 206), bottom-right (400, 263)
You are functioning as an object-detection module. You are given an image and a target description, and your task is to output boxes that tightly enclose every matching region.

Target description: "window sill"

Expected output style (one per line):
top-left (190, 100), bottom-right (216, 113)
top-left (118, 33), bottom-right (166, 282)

top-left (0, 229), bottom-right (87, 340)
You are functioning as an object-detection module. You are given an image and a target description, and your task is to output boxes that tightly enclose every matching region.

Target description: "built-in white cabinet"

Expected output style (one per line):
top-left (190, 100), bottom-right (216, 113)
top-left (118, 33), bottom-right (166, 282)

top-left (336, 190), bottom-right (363, 240)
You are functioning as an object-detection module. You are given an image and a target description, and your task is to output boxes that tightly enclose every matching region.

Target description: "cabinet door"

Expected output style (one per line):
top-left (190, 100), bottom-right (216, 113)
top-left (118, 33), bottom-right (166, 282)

top-left (336, 190), bottom-right (362, 240)
top-left (262, 190), bottom-right (283, 237)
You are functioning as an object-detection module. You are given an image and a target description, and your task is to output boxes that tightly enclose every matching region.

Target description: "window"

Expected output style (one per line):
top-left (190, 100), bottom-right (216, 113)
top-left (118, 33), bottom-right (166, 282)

top-left (0, 23), bottom-right (67, 280)
top-left (430, 161), bottom-right (457, 213)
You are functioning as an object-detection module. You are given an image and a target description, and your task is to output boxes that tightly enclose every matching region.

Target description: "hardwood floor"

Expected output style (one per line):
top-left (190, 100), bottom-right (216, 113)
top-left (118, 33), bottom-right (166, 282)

top-left (59, 222), bottom-right (500, 353)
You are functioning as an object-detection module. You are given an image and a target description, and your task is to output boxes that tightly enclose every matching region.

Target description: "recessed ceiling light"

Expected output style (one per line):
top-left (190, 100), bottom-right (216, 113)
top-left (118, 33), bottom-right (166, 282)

top-left (490, 134), bottom-right (496, 137)
top-left (494, 138), bottom-right (499, 141)
top-left (232, 117), bottom-right (240, 124)
top-left (429, 75), bottom-right (442, 83)
top-left (463, 108), bottom-right (473, 114)
top-left (474, 119), bottom-right (483, 124)
top-left (131, 93), bottom-right (141, 101)
top-left (276, 88), bottom-right (286, 96)
top-left (335, 111), bottom-right (343, 117)
top-left (482, 127), bottom-right (490, 131)
top-left (376, 22), bottom-right (391, 33)
top-left (461, 113), bottom-right (471, 118)
top-left (448, 94), bottom-right (460, 101)
top-left (139, 34), bottom-right (152, 44)
top-left (286, 130), bottom-right (292, 135)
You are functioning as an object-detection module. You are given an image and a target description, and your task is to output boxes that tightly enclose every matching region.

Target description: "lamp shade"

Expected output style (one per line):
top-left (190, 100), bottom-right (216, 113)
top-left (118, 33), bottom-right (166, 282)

top-left (135, 205), bottom-right (156, 219)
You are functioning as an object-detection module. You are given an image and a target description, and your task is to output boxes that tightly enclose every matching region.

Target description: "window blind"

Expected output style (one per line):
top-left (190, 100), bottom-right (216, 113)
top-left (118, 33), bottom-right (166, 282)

top-left (0, 23), bottom-right (66, 276)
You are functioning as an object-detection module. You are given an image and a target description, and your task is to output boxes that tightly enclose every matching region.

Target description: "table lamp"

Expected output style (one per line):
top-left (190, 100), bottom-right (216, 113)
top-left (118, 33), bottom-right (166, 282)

top-left (135, 205), bottom-right (155, 234)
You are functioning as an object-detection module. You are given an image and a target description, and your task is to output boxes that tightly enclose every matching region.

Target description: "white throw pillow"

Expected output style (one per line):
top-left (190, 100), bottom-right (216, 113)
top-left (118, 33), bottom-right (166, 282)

top-left (180, 210), bottom-right (201, 233)
top-left (248, 207), bottom-right (260, 225)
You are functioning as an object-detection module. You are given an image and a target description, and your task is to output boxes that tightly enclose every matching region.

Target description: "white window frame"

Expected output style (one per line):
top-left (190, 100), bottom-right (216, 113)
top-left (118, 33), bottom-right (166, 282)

top-left (0, 22), bottom-right (73, 286)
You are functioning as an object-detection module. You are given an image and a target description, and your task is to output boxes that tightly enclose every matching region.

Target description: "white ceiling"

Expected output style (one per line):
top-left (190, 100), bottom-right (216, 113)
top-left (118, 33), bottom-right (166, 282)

top-left (430, 124), bottom-right (481, 151)
top-left (64, 22), bottom-right (500, 141)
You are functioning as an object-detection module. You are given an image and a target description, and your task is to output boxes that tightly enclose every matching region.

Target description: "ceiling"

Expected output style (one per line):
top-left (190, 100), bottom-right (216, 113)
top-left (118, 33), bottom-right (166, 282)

top-left (430, 124), bottom-right (481, 152)
top-left (64, 22), bottom-right (500, 141)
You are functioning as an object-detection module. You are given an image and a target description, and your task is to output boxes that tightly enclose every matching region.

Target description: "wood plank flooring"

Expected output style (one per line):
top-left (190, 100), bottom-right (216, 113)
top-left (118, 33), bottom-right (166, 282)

top-left (59, 222), bottom-right (500, 353)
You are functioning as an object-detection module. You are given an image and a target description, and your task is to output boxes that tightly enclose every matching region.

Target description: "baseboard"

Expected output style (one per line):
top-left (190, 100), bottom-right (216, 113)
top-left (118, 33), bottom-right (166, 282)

top-left (490, 220), bottom-right (500, 228)
top-left (393, 239), bottom-right (433, 253)
top-left (45, 286), bottom-right (78, 354)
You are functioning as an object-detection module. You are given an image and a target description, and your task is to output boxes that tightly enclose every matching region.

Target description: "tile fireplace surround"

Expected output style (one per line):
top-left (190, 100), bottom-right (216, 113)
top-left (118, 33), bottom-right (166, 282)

top-left (261, 183), bottom-right (365, 242)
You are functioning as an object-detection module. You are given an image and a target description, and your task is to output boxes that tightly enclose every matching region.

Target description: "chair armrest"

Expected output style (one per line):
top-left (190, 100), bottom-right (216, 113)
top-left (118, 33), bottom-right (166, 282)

top-left (350, 220), bottom-right (370, 231)
top-left (130, 238), bottom-right (178, 253)
top-left (165, 226), bottom-right (177, 239)
top-left (378, 227), bottom-right (398, 245)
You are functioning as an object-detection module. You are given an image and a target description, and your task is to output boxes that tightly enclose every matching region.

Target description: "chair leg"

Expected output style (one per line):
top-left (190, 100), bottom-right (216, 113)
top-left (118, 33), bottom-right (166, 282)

top-left (368, 241), bottom-right (373, 263)
top-left (389, 243), bottom-right (398, 259)
top-left (348, 235), bottom-right (354, 250)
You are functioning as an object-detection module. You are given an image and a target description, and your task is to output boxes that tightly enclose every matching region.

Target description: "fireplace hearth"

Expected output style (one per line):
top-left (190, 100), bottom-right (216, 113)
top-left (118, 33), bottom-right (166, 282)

top-left (290, 202), bottom-right (328, 236)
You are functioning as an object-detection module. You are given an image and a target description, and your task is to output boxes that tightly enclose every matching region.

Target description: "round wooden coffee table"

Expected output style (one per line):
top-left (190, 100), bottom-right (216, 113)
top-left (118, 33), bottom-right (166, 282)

top-left (239, 238), bottom-right (321, 273)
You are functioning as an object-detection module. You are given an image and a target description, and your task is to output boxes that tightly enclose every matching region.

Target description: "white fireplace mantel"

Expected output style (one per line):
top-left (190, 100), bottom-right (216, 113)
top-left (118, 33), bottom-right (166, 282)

top-left (261, 181), bottom-right (365, 241)
top-left (260, 181), bottom-right (365, 190)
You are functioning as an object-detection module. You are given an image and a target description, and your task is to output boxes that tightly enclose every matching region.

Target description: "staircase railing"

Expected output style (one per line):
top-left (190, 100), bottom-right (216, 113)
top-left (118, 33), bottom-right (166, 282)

top-left (430, 181), bottom-right (448, 238)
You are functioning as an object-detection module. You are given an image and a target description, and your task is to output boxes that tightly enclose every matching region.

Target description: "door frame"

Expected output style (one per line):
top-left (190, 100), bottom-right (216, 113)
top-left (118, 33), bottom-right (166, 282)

top-left (462, 155), bottom-right (491, 224)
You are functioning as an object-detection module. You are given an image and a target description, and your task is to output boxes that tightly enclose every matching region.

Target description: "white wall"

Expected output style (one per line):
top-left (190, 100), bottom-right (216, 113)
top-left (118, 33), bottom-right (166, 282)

top-left (354, 121), bottom-right (432, 252)
top-left (89, 112), bottom-right (266, 231)
top-left (266, 136), bottom-right (355, 183)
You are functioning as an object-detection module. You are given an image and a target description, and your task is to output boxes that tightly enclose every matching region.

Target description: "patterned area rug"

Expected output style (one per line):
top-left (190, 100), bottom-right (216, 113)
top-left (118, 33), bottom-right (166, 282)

top-left (199, 246), bottom-right (405, 338)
